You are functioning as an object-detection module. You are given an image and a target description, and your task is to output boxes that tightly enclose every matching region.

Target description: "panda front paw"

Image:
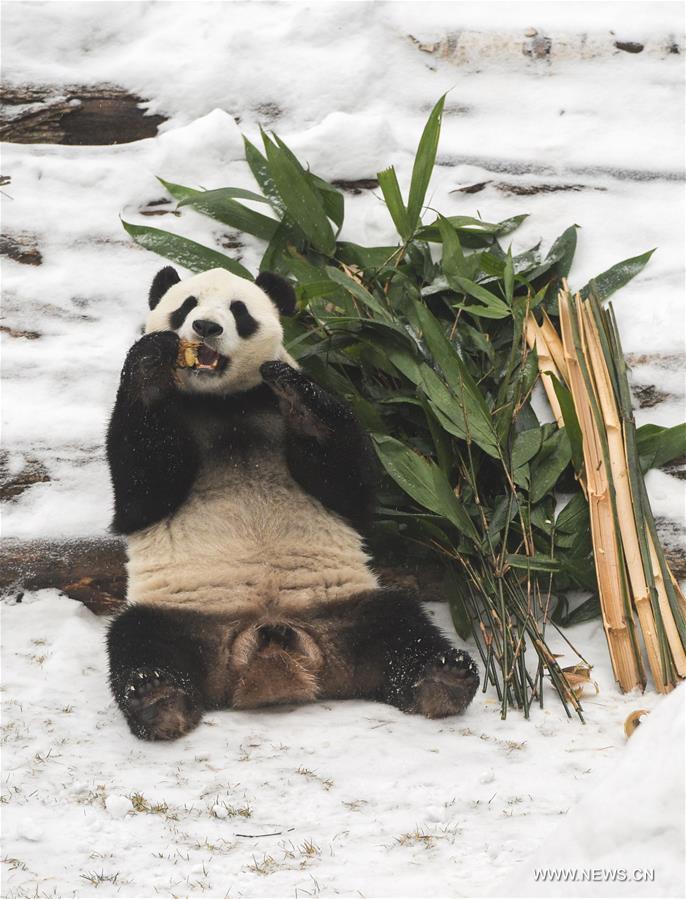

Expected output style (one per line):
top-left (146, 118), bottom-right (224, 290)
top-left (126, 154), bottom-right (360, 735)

top-left (260, 361), bottom-right (348, 439)
top-left (122, 667), bottom-right (202, 741)
top-left (122, 331), bottom-right (180, 406)
top-left (411, 649), bottom-right (480, 719)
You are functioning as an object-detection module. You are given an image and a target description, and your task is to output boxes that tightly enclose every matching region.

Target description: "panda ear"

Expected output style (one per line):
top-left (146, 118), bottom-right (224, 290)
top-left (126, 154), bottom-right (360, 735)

top-left (255, 271), bottom-right (296, 316)
top-left (149, 266), bottom-right (181, 310)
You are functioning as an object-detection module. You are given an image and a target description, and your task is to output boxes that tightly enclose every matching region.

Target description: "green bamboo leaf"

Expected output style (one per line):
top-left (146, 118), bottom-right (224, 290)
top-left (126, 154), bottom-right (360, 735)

top-left (636, 423), bottom-right (686, 471)
top-left (506, 553), bottom-right (560, 573)
top-left (309, 173), bottom-right (345, 229)
top-left (528, 225), bottom-right (578, 282)
top-left (451, 276), bottom-right (511, 318)
top-left (121, 220), bottom-right (252, 279)
top-left (529, 428), bottom-right (572, 503)
top-left (160, 180), bottom-right (279, 242)
top-left (511, 427), bottom-right (543, 470)
top-left (580, 248), bottom-right (655, 301)
top-left (324, 266), bottom-right (390, 319)
top-left (407, 94), bottom-right (446, 231)
top-left (550, 375), bottom-right (584, 475)
top-left (371, 434), bottom-right (478, 540)
top-left (160, 178), bottom-right (270, 206)
top-left (504, 248), bottom-right (514, 303)
top-left (243, 135), bottom-right (285, 213)
top-left (555, 492), bottom-right (589, 534)
top-left (377, 166), bottom-right (411, 240)
top-left (262, 132), bottom-right (336, 255)
top-left (458, 304), bottom-right (512, 320)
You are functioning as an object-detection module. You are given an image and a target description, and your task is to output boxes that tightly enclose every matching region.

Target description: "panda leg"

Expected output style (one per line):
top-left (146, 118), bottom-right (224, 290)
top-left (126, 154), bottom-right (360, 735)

top-left (107, 605), bottom-right (205, 741)
top-left (314, 590), bottom-right (479, 718)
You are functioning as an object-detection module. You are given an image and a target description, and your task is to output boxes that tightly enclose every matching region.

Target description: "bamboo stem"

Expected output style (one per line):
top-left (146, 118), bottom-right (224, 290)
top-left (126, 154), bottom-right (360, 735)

top-left (558, 289), bottom-right (645, 692)
top-left (525, 315), bottom-right (565, 427)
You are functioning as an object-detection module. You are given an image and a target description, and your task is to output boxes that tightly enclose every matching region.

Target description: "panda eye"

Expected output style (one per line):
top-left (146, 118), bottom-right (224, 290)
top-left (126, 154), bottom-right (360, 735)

top-left (230, 300), bottom-right (259, 338)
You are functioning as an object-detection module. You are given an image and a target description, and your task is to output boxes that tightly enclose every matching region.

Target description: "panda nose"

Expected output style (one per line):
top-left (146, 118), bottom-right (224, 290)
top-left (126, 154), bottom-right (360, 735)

top-left (192, 319), bottom-right (223, 338)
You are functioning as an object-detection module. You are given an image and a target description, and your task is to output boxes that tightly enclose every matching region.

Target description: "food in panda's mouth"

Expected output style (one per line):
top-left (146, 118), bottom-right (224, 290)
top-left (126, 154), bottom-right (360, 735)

top-left (176, 339), bottom-right (200, 369)
top-left (176, 339), bottom-right (226, 372)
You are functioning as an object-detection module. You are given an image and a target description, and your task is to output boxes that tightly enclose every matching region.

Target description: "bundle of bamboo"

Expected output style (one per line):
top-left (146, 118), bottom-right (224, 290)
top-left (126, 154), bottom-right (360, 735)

top-left (528, 285), bottom-right (686, 693)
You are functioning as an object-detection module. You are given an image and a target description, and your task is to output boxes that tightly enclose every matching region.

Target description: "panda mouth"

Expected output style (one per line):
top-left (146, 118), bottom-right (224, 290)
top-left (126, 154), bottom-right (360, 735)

top-left (192, 344), bottom-right (229, 374)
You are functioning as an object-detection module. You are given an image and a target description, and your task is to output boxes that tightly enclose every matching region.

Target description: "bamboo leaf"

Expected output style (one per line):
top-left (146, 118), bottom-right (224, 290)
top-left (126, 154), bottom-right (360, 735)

top-left (160, 180), bottom-right (279, 242)
top-left (324, 266), bottom-right (390, 319)
top-left (551, 375), bottom-right (584, 474)
top-left (452, 276), bottom-right (511, 318)
top-left (407, 94), bottom-right (446, 231)
top-left (580, 249), bottom-right (655, 300)
top-left (121, 220), bottom-right (252, 279)
top-left (243, 135), bottom-right (285, 213)
top-left (413, 302), bottom-right (500, 457)
top-left (511, 427), bottom-right (543, 470)
top-left (506, 553), bottom-right (561, 573)
top-left (262, 132), bottom-right (336, 255)
top-left (377, 166), bottom-right (411, 239)
top-left (529, 429), bottom-right (572, 503)
top-left (636, 423), bottom-right (686, 471)
top-left (372, 434), bottom-right (478, 540)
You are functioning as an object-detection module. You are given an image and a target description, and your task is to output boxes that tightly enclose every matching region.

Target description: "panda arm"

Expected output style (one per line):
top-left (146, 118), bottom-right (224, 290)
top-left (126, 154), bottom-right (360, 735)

top-left (260, 362), bottom-right (376, 531)
top-left (107, 332), bottom-right (199, 535)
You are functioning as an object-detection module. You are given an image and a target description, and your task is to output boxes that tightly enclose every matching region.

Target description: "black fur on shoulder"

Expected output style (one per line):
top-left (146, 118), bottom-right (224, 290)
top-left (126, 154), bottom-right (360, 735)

top-left (260, 361), bottom-right (376, 531)
top-left (255, 271), bottom-right (296, 316)
top-left (149, 266), bottom-right (181, 310)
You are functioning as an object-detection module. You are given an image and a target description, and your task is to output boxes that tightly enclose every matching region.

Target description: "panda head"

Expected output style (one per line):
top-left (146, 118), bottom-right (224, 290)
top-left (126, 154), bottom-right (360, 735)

top-left (145, 266), bottom-right (297, 395)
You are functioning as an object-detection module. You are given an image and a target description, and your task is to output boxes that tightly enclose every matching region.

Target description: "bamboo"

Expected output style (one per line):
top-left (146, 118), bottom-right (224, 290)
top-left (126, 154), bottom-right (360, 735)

top-left (525, 315), bottom-right (565, 427)
top-left (559, 289), bottom-right (645, 692)
top-left (540, 310), bottom-right (569, 382)
top-left (580, 301), bottom-right (667, 691)
top-left (647, 532), bottom-right (686, 677)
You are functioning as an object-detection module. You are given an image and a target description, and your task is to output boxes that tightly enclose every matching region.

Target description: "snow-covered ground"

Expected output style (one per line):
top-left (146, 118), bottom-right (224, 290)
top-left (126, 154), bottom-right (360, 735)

top-left (2, 2), bottom-right (685, 897)
top-left (2, 592), bottom-right (684, 899)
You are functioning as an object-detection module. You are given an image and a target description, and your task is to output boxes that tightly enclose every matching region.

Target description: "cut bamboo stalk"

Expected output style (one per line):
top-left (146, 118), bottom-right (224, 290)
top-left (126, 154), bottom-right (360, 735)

top-left (647, 532), bottom-right (686, 678)
top-left (525, 315), bottom-right (565, 428)
top-left (540, 310), bottom-right (569, 382)
top-left (580, 301), bottom-right (668, 691)
top-left (559, 289), bottom-right (645, 692)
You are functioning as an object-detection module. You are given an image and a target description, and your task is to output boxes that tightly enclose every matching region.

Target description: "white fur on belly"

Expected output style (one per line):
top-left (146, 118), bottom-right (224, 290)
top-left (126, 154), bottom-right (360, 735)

top-left (126, 458), bottom-right (378, 614)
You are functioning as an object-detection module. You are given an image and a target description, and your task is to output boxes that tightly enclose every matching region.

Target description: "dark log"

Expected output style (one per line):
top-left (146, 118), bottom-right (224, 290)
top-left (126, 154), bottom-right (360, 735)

top-left (1, 85), bottom-right (166, 145)
top-left (0, 538), bottom-right (127, 615)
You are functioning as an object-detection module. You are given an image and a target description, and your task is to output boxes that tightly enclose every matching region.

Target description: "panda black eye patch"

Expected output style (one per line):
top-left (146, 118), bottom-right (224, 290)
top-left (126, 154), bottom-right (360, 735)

top-left (230, 300), bottom-right (259, 338)
top-left (169, 296), bottom-right (198, 330)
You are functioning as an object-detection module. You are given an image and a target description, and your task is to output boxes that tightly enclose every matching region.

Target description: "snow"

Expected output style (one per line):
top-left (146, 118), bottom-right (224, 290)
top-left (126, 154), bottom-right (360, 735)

top-left (1, 3), bottom-right (685, 896)
top-left (2, 591), bottom-right (684, 898)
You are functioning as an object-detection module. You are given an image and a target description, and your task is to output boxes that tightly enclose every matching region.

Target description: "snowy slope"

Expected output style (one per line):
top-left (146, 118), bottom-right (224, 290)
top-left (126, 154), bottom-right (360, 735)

top-left (2, 592), bottom-right (683, 899)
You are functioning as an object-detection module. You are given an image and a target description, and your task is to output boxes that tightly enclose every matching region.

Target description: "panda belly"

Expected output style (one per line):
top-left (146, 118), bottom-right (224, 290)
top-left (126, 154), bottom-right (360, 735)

top-left (126, 456), bottom-right (378, 615)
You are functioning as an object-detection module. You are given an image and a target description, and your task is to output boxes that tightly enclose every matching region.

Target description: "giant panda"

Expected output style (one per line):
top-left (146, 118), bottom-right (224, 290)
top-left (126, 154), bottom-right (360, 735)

top-left (106, 266), bottom-right (479, 740)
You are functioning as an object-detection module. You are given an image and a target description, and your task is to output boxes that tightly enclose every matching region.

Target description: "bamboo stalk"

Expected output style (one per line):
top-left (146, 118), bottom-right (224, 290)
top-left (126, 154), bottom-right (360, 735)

top-left (647, 533), bottom-right (686, 677)
top-left (525, 315), bottom-right (565, 427)
top-left (540, 310), bottom-right (569, 382)
top-left (580, 300), bottom-right (668, 691)
top-left (558, 289), bottom-right (645, 692)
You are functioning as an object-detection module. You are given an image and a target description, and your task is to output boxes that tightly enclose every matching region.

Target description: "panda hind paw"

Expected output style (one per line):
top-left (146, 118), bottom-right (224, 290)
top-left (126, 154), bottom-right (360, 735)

top-left (412, 649), bottom-right (480, 719)
top-left (123, 668), bottom-right (202, 741)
